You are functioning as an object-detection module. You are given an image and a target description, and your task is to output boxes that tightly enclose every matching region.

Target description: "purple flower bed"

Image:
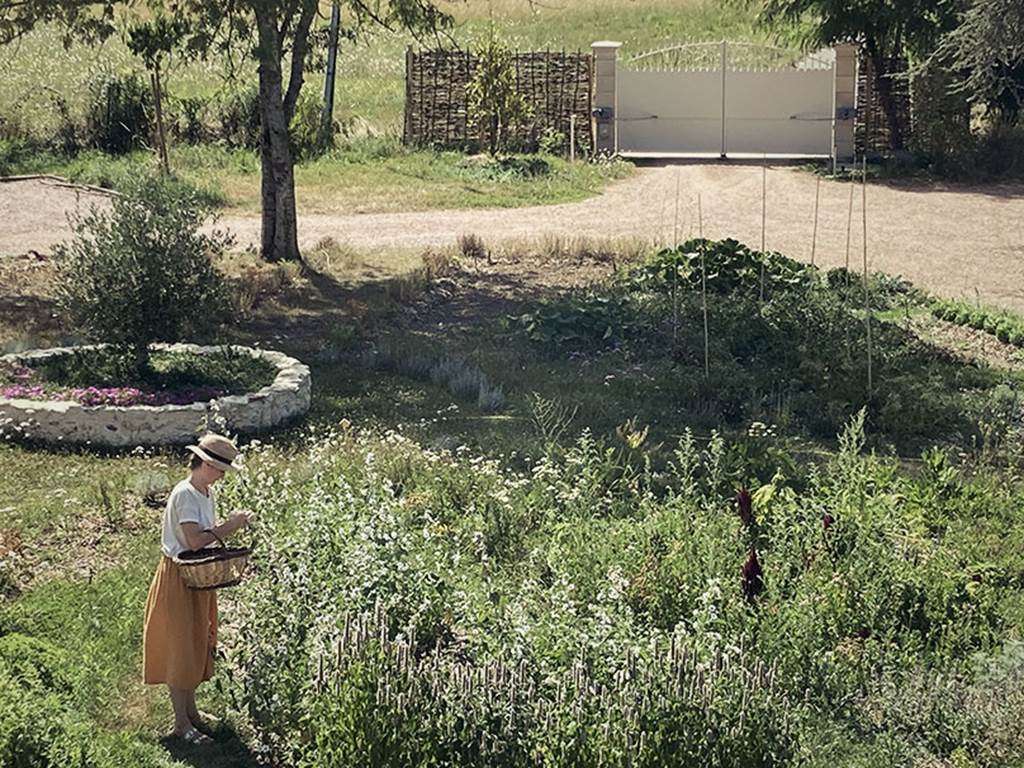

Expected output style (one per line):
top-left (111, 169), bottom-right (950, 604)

top-left (0, 363), bottom-right (227, 406)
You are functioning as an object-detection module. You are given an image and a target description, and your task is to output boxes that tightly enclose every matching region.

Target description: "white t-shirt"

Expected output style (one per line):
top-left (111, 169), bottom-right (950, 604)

top-left (161, 479), bottom-right (216, 557)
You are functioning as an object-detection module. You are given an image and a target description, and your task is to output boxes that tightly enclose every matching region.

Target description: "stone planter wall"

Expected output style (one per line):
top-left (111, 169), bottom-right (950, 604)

top-left (0, 343), bottom-right (311, 447)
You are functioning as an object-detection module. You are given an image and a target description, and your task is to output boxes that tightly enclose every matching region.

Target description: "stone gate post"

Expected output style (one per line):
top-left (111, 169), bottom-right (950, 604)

top-left (833, 42), bottom-right (858, 165)
top-left (591, 41), bottom-right (622, 155)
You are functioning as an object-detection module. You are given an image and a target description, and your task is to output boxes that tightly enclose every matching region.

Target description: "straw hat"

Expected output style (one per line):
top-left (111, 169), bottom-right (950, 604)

top-left (187, 433), bottom-right (240, 473)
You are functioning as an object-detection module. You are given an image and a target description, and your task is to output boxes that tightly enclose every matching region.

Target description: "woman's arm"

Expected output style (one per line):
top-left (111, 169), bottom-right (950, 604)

top-left (180, 512), bottom-right (251, 551)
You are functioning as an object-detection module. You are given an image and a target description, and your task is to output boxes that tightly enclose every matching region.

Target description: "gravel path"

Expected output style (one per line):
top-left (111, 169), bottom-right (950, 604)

top-left (3, 165), bottom-right (1024, 310)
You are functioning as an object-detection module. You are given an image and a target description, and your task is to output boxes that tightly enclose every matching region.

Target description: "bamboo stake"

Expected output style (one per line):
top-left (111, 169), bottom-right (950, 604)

top-left (760, 154), bottom-right (767, 302)
top-left (844, 178), bottom-right (855, 286)
top-left (862, 157), bottom-right (872, 396)
top-left (673, 171), bottom-right (681, 245)
top-left (673, 172), bottom-right (681, 352)
top-left (810, 175), bottom-right (821, 267)
top-left (699, 193), bottom-right (709, 380)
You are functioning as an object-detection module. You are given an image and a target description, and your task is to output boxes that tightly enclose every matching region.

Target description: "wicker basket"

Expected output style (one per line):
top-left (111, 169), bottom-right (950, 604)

top-left (175, 531), bottom-right (252, 590)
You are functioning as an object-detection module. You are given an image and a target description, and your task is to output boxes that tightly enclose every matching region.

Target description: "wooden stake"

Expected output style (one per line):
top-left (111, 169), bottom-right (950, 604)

top-left (810, 175), bottom-right (821, 267)
top-left (699, 194), bottom-right (709, 379)
top-left (569, 113), bottom-right (576, 162)
top-left (862, 157), bottom-right (872, 396)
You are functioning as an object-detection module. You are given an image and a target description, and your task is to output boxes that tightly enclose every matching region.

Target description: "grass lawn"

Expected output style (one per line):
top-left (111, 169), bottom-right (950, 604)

top-left (0, 141), bottom-right (635, 214)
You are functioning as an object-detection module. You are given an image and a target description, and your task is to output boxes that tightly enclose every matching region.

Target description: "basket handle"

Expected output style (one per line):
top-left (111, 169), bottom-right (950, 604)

top-left (204, 529), bottom-right (227, 549)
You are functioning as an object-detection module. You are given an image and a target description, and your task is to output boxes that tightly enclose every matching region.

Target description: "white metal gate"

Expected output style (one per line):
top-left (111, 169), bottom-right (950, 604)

top-left (616, 42), bottom-right (836, 158)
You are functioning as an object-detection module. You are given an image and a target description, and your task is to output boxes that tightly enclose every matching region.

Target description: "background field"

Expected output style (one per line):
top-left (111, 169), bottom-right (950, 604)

top-left (0, 1), bottom-right (792, 213)
top-left (0, 0), bottom-right (775, 142)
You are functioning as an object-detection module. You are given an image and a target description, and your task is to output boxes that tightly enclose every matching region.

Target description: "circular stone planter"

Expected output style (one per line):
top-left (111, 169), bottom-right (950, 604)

top-left (0, 343), bottom-right (311, 447)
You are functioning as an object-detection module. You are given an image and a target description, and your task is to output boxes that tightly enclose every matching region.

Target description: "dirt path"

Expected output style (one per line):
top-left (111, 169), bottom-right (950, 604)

top-left (3, 165), bottom-right (1024, 311)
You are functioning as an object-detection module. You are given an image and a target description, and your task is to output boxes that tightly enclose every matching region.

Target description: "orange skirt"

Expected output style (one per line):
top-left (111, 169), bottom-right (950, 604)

top-left (142, 556), bottom-right (218, 689)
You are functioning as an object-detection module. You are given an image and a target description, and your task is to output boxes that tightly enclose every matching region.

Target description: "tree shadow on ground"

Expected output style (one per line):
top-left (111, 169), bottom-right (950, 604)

top-left (229, 255), bottom-right (573, 358)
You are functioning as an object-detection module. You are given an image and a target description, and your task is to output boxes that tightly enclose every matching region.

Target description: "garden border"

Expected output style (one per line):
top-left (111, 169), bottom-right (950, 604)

top-left (0, 343), bottom-right (311, 447)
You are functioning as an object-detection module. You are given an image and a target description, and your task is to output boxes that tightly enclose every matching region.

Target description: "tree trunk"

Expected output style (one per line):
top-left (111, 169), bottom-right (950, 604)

top-left (255, 13), bottom-right (302, 262)
top-left (134, 343), bottom-right (150, 374)
top-left (151, 60), bottom-right (170, 175)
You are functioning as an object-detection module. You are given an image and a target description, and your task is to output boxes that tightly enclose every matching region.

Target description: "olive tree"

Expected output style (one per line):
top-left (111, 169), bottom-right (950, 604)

top-left (54, 176), bottom-right (231, 371)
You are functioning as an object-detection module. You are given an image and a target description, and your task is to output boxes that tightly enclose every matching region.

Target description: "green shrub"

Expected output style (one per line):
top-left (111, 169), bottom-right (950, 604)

top-left (215, 85), bottom-right (261, 150)
top-left (0, 138), bottom-right (38, 175)
top-left (289, 90), bottom-right (332, 160)
top-left (167, 94), bottom-right (210, 145)
top-left (0, 634), bottom-right (71, 694)
top-left (631, 238), bottom-right (814, 298)
top-left (0, 650), bottom-right (168, 767)
top-left (507, 241), bottom-right (991, 448)
top-left (53, 174), bottom-right (232, 371)
top-left (84, 73), bottom-right (151, 155)
top-left (506, 289), bottom-right (644, 349)
top-left (467, 27), bottom-right (535, 154)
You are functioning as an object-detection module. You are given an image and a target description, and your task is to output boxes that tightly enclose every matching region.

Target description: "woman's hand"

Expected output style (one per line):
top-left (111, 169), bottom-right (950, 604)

top-left (182, 511), bottom-right (254, 550)
top-left (227, 511), bottom-right (253, 533)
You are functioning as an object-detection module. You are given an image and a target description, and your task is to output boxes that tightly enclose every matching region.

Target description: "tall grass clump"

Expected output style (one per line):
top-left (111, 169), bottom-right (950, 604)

top-left (215, 413), bottom-right (1024, 766)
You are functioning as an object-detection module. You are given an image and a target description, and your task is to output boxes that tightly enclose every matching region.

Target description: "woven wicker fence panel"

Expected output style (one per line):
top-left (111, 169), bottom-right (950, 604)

top-left (404, 49), bottom-right (593, 154)
top-left (855, 53), bottom-right (912, 155)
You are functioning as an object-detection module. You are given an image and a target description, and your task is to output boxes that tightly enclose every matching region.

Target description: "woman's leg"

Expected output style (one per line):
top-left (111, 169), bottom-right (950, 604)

top-left (169, 686), bottom-right (193, 734)
top-left (186, 688), bottom-right (198, 721)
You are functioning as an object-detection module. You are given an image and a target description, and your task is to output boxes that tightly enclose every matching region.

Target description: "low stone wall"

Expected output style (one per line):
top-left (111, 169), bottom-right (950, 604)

top-left (0, 343), bottom-right (311, 447)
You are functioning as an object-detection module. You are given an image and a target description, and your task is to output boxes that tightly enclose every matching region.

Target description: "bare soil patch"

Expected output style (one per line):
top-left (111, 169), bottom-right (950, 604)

top-left (912, 314), bottom-right (1024, 372)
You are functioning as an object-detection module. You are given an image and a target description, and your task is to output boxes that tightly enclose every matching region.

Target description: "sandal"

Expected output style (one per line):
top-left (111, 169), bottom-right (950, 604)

top-left (178, 726), bottom-right (213, 746)
top-left (190, 712), bottom-right (221, 734)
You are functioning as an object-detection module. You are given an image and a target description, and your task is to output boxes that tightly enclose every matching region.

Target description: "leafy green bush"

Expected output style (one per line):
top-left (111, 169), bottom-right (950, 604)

top-left (506, 290), bottom-right (643, 348)
top-left (289, 90), bottom-right (333, 161)
top-left (467, 27), bottom-right (534, 154)
top-left (629, 238), bottom-right (814, 298)
top-left (0, 138), bottom-right (39, 175)
top-left (54, 174), bottom-right (232, 371)
top-left (167, 94), bottom-right (211, 145)
top-left (214, 85), bottom-right (261, 150)
top-left (825, 267), bottom-right (927, 310)
top-left (460, 154), bottom-right (553, 181)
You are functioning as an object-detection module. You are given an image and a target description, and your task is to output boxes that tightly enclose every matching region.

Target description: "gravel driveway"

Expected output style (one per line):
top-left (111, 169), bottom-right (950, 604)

top-left (3, 164), bottom-right (1023, 310)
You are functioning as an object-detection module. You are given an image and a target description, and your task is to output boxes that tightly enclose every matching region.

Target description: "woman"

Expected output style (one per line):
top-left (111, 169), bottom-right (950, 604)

top-left (142, 433), bottom-right (251, 746)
